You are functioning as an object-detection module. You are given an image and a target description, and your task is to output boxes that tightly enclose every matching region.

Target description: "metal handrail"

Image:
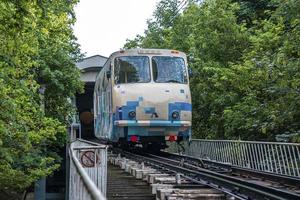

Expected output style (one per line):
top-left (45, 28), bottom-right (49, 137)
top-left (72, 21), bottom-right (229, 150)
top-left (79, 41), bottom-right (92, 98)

top-left (70, 148), bottom-right (106, 200)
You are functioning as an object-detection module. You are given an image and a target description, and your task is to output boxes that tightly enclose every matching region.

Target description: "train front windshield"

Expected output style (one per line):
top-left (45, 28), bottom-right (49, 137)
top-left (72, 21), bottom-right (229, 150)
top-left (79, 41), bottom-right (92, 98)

top-left (114, 56), bottom-right (150, 84)
top-left (114, 55), bottom-right (187, 84)
top-left (152, 56), bottom-right (187, 84)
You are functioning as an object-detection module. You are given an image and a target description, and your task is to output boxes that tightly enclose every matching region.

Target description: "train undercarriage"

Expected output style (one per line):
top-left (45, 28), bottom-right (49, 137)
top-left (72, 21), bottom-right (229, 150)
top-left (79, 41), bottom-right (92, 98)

top-left (115, 135), bottom-right (185, 151)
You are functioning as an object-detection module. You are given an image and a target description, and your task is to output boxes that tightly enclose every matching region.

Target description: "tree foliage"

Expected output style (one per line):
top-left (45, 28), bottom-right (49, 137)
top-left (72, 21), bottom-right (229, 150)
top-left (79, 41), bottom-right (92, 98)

top-left (0, 0), bottom-right (82, 196)
top-left (124, 0), bottom-right (300, 141)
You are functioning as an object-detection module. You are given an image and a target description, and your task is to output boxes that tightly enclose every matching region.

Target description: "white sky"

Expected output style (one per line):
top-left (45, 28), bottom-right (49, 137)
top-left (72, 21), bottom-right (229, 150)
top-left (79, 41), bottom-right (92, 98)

top-left (74, 0), bottom-right (160, 58)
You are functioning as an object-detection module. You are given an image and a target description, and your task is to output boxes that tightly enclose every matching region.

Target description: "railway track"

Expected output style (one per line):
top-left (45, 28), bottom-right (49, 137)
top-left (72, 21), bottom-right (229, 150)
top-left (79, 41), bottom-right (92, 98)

top-left (160, 151), bottom-right (300, 190)
top-left (109, 151), bottom-right (226, 200)
top-left (113, 147), bottom-right (300, 200)
top-left (107, 163), bottom-right (155, 200)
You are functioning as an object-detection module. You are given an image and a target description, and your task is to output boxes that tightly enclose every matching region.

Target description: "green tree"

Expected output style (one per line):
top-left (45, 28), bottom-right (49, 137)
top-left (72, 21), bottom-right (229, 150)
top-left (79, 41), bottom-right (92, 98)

top-left (0, 0), bottom-right (82, 197)
top-left (124, 0), bottom-right (300, 141)
top-left (124, 0), bottom-right (181, 49)
top-left (124, 0), bottom-right (250, 139)
top-left (233, 0), bottom-right (278, 26)
top-left (223, 0), bottom-right (300, 140)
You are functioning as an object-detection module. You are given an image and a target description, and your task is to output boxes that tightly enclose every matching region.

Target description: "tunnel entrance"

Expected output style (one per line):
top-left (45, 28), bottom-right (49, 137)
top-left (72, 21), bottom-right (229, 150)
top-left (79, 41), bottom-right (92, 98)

top-left (75, 82), bottom-right (95, 139)
top-left (74, 55), bottom-right (107, 139)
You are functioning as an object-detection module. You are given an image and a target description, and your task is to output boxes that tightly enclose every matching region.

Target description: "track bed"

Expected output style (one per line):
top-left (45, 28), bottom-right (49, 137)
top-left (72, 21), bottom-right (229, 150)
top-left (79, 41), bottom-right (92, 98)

top-left (107, 163), bottom-right (155, 200)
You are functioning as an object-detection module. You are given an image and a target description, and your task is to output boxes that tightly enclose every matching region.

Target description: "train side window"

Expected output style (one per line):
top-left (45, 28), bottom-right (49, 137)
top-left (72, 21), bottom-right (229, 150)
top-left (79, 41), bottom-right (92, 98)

top-left (94, 91), bottom-right (97, 116)
top-left (102, 73), bottom-right (105, 88)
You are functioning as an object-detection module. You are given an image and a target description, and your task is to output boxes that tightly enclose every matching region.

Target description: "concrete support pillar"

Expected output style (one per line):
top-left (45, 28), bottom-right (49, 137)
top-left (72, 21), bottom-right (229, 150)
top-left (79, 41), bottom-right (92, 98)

top-left (34, 178), bottom-right (46, 200)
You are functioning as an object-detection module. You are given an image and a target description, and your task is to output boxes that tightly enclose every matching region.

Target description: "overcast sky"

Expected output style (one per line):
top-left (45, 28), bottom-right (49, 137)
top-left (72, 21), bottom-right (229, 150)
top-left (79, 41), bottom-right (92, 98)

top-left (74, 0), bottom-right (160, 58)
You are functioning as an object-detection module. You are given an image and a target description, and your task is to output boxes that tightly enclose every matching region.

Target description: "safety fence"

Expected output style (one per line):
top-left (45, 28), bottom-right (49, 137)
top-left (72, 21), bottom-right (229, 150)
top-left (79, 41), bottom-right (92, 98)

top-left (68, 139), bottom-right (107, 200)
top-left (167, 139), bottom-right (300, 177)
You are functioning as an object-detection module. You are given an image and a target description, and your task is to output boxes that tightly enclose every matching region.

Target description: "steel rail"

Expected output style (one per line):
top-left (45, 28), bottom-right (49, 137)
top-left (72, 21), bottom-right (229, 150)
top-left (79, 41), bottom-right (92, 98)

top-left (160, 151), bottom-right (300, 187)
top-left (117, 148), bottom-right (300, 200)
top-left (144, 152), bottom-right (300, 199)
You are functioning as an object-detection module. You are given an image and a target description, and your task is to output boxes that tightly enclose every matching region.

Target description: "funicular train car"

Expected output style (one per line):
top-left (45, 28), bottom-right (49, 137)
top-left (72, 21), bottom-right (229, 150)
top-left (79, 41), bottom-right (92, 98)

top-left (94, 49), bottom-right (192, 149)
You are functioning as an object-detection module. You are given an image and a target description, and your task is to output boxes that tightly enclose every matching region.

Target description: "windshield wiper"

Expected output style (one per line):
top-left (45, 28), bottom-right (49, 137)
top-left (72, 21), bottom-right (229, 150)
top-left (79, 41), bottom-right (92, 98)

top-left (166, 79), bottom-right (181, 83)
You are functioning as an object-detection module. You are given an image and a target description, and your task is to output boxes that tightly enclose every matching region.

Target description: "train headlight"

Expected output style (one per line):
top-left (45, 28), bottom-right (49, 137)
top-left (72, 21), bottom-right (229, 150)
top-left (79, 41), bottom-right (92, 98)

top-left (128, 111), bottom-right (136, 119)
top-left (172, 111), bottom-right (180, 119)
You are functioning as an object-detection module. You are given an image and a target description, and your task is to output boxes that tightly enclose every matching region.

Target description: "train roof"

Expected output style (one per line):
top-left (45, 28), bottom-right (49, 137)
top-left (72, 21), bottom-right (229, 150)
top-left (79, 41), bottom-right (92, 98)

top-left (108, 48), bottom-right (187, 59)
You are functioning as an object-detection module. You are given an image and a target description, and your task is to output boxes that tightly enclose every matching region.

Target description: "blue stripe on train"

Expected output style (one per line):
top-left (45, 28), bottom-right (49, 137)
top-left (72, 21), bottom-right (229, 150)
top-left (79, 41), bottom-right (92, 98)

top-left (144, 107), bottom-right (155, 114)
top-left (117, 100), bottom-right (140, 120)
top-left (168, 102), bottom-right (192, 120)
